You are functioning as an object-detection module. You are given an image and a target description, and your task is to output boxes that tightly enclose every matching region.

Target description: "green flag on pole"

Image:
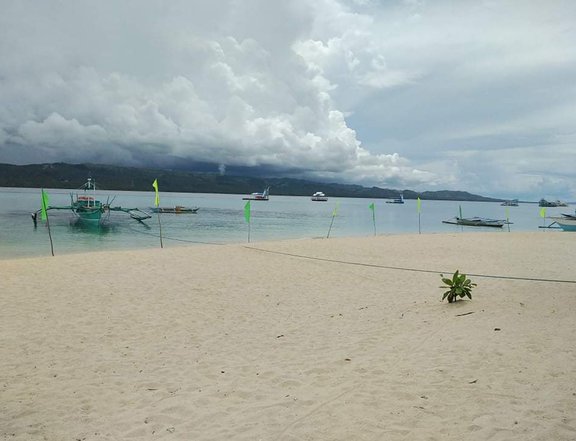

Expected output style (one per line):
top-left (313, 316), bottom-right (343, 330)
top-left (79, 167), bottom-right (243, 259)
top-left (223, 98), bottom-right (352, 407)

top-left (244, 200), bottom-right (251, 223)
top-left (41, 189), bottom-right (49, 221)
top-left (152, 179), bottom-right (160, 207)
top-left (332, 201), bottom-right (340, 217)
top-left (369, 202), bottom-right (376, 236)
top-left (539, 207), bottom-right (546, 218)
top-left (417, 197), bottom-right (421, 213)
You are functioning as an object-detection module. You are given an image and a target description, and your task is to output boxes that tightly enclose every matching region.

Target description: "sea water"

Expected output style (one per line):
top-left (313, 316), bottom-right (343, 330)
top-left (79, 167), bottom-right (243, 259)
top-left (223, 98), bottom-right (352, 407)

top-left (0, 187), bottom-right (568, 259)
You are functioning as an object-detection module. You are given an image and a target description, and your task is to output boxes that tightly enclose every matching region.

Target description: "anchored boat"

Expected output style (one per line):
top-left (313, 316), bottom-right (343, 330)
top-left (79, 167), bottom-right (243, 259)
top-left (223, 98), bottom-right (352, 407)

top-left (539, 199), bottom-right (568, 207)
top-left (542, 212), bottom-right (576, 231)
top-left (150, 206), bottom-right (199, 214)
top-left (386, 194), bottom-right (404, 204)
top-left (243, 187), bottom-right (270, 201)
top-left (442, 217), bottom-right (509, 228)
top-left (311, 192), bottom-right (328, 202)
top-left (32, 178), bottom-right (151, 225)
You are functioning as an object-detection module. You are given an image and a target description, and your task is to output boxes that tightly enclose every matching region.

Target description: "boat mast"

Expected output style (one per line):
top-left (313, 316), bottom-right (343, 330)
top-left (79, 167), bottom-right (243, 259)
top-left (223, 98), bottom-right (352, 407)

top-left (86, 177), bottom-right (95, 207)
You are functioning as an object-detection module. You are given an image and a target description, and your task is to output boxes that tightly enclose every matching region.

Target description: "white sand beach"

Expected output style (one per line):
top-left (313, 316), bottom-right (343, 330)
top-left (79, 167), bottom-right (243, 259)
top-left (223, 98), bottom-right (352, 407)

top-left (1, 232), bottom-right (576, 440)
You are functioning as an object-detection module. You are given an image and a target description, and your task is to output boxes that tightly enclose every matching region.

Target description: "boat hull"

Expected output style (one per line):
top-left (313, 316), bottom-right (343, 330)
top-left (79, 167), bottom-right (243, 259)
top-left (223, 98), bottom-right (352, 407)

top-left (443, 217), bottom-right (506, 228)
top-left (151, 206), bottom-right (199, 214)
top-left (552, 217), bottom-right (576, 231)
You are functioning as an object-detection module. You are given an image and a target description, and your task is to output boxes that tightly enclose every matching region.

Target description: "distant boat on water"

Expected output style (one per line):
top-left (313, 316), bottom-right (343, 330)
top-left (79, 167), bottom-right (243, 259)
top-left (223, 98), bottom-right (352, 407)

top-left (442, 217), bottom-right (509, 228)
top-left (150, 206), bottom-right (199, 214)
top-left (501, 199), bottom-right (519, 206)
top-left (539, 198), bottom-right (568, 207)
top-left (386, 193), bottom-right (404, 204)
top-left (311, 191), bottom-right (328, 202)
top-left (243, 187), bottom-right (270, 201)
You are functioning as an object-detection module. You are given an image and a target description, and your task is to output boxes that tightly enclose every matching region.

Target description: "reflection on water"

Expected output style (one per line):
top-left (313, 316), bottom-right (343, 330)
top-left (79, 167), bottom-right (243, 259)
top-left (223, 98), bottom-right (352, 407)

top-left (67, 218), bottom-right (115, 234)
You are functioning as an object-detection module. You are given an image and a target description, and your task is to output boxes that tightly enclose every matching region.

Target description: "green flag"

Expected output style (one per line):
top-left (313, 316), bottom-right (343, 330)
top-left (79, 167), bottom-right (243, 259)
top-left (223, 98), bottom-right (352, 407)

top-left (332, 201), bottom-right (340, 217)
top-left (417, 197), bottom-right (421, 213)
top-left (368, 202), bottom-right (374, 212)
top-left (41, 189), bottom-right (49, 221)
top-left (152, 179), bottom-right (160, 207)
top-left (244, 200), bottom-right (251, 223)
top-left (539, 207), bottom-right (546, 218)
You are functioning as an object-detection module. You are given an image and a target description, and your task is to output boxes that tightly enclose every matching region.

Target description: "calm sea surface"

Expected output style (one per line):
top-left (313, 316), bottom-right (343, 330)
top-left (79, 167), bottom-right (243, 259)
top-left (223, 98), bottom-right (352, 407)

top-left (0, 187), bottom-right (570, 259)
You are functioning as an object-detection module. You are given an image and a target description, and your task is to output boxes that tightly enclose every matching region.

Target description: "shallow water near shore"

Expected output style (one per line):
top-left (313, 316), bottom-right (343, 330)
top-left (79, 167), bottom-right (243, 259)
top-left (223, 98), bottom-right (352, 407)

top-left (0, 187), bottom-right (570, 259)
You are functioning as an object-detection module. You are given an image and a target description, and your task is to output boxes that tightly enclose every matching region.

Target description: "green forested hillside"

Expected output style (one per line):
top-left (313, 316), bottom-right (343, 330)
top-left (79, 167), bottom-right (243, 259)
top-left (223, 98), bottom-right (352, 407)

top-left (0, 163), bottom-right (502, 202)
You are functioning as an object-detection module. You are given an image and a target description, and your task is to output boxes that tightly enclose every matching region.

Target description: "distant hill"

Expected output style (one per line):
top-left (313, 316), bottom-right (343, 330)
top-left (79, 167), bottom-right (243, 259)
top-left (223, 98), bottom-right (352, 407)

top-left (0, 162), bottom-right (503, 202)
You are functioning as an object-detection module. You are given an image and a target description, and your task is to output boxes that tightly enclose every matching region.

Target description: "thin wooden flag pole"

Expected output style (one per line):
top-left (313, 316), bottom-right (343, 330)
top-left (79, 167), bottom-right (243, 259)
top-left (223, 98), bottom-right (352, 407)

top-left (157, 211), bottom-right (164, 248)
top-left (327, 202), bottom-right (339, 239)
top-left (152, 179), bottom-right (163, 248)
top-left (417, 197), bottom-right (422, 234)
top-left (244, 201), bottom-right (251, 243)
top-left (369, 202), bottom-right (376, 236)
top-left (41, 189), bottom-right (54, 256)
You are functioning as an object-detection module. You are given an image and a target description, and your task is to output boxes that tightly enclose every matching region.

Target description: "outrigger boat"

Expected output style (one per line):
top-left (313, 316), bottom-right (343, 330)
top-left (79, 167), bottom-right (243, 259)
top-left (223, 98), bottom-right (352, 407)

top-left (553, 217), bottom-right (576, 231)
top-left (442, 217), bottom-right (509, 228)
top-left (243, 187), bottom-right (270, 201)
top-left (150, 205), bottom-right (199, 214)
top-left (541, 212), bottom-right (576, 231)
top-left (32, 178), bottom-right (151, 226)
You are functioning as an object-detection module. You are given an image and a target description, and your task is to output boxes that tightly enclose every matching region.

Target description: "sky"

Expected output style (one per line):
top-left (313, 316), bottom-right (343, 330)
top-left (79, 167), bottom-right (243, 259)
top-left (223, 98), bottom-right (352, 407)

top-left (1, 0), bottom-right (575, 201)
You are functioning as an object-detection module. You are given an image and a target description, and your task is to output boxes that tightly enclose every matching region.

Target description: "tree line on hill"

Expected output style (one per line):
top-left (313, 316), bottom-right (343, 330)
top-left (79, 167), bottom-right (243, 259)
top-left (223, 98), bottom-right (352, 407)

top-left (0, 162), bottom-right (502, 202)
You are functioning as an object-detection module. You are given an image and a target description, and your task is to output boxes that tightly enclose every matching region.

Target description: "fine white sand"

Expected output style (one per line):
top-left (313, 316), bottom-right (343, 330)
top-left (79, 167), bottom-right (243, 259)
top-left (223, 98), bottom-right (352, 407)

top-left (1, 232), bottom-right (575, 440)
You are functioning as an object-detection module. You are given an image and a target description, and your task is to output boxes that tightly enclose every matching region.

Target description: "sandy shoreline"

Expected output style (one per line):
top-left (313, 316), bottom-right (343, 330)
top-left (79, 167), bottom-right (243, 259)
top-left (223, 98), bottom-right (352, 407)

top-left (1, 232), bottom-right (576, 440)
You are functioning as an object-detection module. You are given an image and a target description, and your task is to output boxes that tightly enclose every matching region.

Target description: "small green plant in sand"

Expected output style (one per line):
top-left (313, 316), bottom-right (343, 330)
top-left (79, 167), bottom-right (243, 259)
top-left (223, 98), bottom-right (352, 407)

top-left (440, 270), bottom-right (476, 303)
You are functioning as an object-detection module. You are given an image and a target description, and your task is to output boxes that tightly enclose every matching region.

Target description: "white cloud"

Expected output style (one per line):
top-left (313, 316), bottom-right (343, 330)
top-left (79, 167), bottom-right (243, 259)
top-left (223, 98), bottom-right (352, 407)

top-left (0, 0), bottom-right (575, 199)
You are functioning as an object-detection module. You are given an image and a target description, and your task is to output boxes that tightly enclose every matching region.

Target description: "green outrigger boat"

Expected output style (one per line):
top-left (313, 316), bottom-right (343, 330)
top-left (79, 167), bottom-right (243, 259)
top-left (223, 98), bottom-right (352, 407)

top-left (32, 178), bottom-right (151, 225)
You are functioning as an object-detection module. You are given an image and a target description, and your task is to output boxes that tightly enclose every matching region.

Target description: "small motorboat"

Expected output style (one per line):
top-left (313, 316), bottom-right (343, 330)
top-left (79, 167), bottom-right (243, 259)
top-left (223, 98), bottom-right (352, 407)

top-left (243, 187), bottom-right (270, 201)
top-left (311, 192), bottom-right (328, 202)
top-left (386, 194), bottom-right (404, 204)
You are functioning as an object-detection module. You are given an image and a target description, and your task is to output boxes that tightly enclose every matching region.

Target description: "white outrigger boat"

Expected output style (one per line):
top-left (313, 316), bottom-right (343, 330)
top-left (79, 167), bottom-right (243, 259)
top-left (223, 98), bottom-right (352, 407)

top-left (442, 216), bottom-right (509, 228)
top-left (542, 212), bottom-right (576, 232)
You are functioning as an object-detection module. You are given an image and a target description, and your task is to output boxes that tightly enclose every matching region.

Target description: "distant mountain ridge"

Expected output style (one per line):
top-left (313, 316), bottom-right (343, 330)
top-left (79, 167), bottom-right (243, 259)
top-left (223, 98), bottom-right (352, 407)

top-left (0, 162), bottom-right (503, 202)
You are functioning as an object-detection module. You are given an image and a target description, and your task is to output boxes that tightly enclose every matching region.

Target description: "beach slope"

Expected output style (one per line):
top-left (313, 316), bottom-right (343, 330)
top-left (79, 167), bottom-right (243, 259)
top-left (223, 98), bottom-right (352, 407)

top-left (1, 232), bottom-right (575, 440)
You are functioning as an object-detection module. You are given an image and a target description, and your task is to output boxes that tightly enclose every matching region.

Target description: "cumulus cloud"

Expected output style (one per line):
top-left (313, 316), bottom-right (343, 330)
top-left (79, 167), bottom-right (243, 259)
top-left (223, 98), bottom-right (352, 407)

top-left (0, 0), bottom-right (575, 199)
